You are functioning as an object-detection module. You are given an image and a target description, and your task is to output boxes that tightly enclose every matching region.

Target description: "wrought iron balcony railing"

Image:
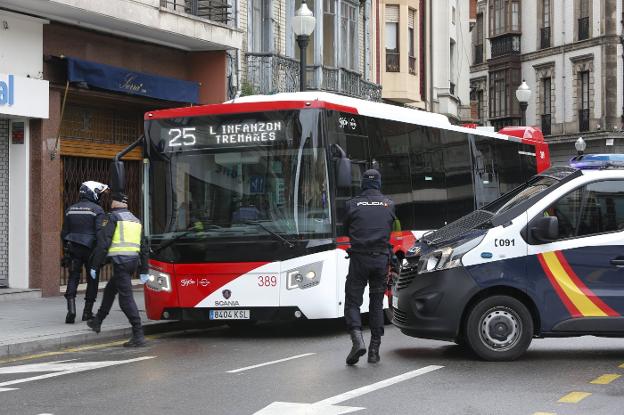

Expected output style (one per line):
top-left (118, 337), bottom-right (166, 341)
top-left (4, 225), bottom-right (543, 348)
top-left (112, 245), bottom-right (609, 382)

top-left (245, 53), bottom-right (382, 101)
top-left (540, 27), bottom-right (551, 49)
top-left (386, 52), bottom-right (400, 72)
top-left (473, 44), bottom-right (483, 64)
top-left (490, 35), bottom-right (521, 59)
top-left (541, 113), bottom-right (552, 136)
top-left (578, 17), bottom-right (589, 41)
top-left (408, 56), bottom-right (416, 75)
top-left (161, 0), bottom-right (232, 25)
top-left (578, 109), bottom-right (590, 132)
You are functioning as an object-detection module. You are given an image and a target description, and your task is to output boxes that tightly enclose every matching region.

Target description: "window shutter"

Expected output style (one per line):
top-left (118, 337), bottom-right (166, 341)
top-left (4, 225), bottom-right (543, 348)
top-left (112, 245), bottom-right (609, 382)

top-left (408, 9), bottom-right (415, 29)
top-left (386, 5), bottom-right (399, 23)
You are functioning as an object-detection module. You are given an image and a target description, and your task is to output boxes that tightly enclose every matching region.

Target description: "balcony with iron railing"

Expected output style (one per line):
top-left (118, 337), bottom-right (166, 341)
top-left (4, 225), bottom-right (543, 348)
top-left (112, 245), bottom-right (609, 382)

top-left (578, 17), bottom-right (589, 41)
top-left (473, 44), bottom-right (483, 65)
top-left (490, 35), bottom-right (521, 59)
top-left (540, 27), bottom-right (551, 49)
top-left (579, 109), bottom-right (590, 132)
top-left (245, 53), bottom-right (382, 101)
top-left (161, 0), bottom-right (233, 25)
top-left (541, 114), bottom-right (551, 136)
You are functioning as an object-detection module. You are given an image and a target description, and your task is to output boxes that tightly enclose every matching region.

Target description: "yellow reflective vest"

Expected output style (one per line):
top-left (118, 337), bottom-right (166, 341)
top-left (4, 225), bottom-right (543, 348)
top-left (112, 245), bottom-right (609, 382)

top-left (108, 211), bottom-right (142, 257)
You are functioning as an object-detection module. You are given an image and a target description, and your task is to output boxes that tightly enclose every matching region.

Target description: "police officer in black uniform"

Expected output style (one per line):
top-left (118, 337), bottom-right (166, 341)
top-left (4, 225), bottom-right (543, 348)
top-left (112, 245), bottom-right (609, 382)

top-left (343, 169), bottom-right (395, 365)
top-left (87, 192), bottom-right (150, 347)
top-left (60, 181), bottom-right (108, 324)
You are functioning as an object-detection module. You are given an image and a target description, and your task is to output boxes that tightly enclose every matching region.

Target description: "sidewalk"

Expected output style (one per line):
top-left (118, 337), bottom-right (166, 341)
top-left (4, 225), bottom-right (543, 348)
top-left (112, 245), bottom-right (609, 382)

top-left (0, 288), bottom-right (178, 359)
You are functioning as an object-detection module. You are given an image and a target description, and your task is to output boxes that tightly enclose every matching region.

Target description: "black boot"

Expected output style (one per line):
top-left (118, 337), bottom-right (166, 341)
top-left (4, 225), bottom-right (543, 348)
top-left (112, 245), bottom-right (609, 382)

top-left (346, 329), bottom-right (367, 365)
top-left (368, 335), bottom-right (381, 363)
top-left (87, 316), bottom-right (102, 334)
top-left (123, 325), bottom-right (147, 347)
top-left (82, 301), bottom-right (94, 321)
top-left (65, 298), bottom-right (76, 324)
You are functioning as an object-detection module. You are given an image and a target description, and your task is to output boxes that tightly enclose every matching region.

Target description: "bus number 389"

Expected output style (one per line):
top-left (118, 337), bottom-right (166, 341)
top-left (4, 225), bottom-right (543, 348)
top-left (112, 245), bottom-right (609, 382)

top-left (258, 276), bottom-right (278, 287)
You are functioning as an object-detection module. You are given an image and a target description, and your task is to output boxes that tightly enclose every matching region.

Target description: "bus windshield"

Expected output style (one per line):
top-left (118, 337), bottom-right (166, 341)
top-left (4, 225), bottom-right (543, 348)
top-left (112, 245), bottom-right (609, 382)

top-left (146, 110), bottom-right (331, 252)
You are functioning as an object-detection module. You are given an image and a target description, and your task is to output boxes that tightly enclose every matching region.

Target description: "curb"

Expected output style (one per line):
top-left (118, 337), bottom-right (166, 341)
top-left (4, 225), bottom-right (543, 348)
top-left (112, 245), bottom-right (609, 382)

top-left (0, 320), bottom-right (191, 360)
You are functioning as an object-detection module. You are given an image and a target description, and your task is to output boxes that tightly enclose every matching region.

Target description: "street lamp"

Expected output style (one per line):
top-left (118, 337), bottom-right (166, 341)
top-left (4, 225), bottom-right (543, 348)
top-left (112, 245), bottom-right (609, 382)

top-left (575, 137), bottom-right (587, 156)
top-left (516, 80), bottom-right (531, 126)
top-left (293, 0), bottom-right (316, 92)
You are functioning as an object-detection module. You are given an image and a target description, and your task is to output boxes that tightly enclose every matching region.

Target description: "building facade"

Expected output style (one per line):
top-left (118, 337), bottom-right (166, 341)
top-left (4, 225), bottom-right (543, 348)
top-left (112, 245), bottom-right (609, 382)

top-left (240, 0), bottom-right (382, 101)
top-left (428, 0), bottom-right (472, 121)
top-left (0, 0), bottom-right (242, 295)
top-left (470, 0), bottom-right (623, 164)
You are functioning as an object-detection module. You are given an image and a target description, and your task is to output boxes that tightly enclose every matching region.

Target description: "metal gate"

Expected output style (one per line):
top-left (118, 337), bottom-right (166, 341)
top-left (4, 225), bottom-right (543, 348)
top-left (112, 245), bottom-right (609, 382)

top-left (0, 120), bottom-right (7, 287)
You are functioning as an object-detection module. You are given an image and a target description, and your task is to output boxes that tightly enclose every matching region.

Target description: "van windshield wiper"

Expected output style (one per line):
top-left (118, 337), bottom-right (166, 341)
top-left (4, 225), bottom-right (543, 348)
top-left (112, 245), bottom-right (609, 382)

top-left (245, 220), bottom-right (295, 249)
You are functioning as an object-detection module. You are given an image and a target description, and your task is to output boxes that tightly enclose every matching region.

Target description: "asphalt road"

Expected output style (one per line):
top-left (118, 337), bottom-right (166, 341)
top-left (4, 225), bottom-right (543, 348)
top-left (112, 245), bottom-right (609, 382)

top-left (0, 321), bottom-right (622, 415)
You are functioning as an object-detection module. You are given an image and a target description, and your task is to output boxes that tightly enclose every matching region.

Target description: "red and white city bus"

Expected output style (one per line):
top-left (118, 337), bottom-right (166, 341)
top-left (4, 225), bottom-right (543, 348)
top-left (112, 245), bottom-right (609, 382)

top-left (134, 92), bottom-right (550, 323)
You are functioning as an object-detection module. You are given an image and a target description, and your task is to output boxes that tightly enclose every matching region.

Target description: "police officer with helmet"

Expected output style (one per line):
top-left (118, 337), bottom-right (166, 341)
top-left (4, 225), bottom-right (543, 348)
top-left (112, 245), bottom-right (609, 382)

top-left (87, 192), bottom-right (150, 347)
top-left (60, 181), bottom-right (109, 324)
top-left (343, 169), bottom-right (396, 365)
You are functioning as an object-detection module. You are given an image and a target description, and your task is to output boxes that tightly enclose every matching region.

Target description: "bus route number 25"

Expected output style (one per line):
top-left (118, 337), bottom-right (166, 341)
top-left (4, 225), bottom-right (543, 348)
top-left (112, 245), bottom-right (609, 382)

top-left (258, 276), bottom-right (277, 287)
top-left (494, 238), bottom-right (515, 247)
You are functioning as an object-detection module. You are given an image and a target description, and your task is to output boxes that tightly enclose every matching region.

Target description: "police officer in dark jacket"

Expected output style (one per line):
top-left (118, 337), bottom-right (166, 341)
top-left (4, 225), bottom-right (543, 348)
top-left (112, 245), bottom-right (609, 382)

top-left (343, 169), bottom-right (395, 365)
top-left (60, 181), bottom-right (109, 324)
top-left (87, 192), bottom-right (150, 347)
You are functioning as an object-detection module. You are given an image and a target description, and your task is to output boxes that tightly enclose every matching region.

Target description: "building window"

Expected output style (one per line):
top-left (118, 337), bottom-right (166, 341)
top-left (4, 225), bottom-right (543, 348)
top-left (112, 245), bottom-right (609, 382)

top-left (578, 0), bottom-right (590, 40)
top-left (489, 68), bottom-right (521, 123)
top-left (579, 71), bottom-right (590, 132)
top-left (249, 0), bottom-right (272, 53)
top-left (540, 0), bottom-right (551, 49)
top-left (490, 71), bottom-right (506, 118)
top-left (324, 0), bottom-right (336, 67)
top-left (408, 8), bottom-right (416, 75)
top-left (477, 89), bottom-right (485, 123)
top-left (452, 6), bottom-right (456, 25)
top-left (474, 13), bottom-right (484, 64)
top-left (385, 5), bottom-right (400, 72)
top-left (450, 40), bottom-right (456, 94)
top-left (339, 0), bottom-right (358, 71)
top-left (541, 77), bottom-right (552, 135)
top-left (489, 0), bottom-right (520, 37)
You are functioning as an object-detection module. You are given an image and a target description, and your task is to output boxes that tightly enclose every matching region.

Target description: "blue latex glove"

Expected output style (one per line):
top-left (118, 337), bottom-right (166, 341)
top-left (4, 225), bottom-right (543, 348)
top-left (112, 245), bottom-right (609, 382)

top-left (139, 274), bottom-right (150, 284)
top-left (89, 269), bottom-right (97, 280)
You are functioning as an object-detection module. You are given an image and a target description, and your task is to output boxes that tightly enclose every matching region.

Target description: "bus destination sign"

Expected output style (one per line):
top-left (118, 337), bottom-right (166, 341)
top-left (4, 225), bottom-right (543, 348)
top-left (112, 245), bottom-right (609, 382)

top-left (164, 121), bottom-right (285, 151)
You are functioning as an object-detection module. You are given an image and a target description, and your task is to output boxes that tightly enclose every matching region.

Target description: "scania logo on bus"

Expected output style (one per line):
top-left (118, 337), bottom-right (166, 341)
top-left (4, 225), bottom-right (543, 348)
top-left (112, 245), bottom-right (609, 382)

top-left (222, 289), bottom-right (232, 299)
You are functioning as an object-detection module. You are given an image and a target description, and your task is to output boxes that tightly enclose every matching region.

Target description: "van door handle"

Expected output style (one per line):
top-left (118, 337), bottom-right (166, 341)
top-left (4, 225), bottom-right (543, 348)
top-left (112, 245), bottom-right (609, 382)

top-left (610, 257), bottom-right (624, 267)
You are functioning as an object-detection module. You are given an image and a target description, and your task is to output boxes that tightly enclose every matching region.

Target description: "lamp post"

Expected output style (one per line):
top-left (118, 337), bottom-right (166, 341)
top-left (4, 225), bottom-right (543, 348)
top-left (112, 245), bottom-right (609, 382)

top-left (293, 0), bottom-right (316, 92)
top-left (515, 80), bottom-right (532, 126)
top-left (575, 136), bottom-right (587, 156)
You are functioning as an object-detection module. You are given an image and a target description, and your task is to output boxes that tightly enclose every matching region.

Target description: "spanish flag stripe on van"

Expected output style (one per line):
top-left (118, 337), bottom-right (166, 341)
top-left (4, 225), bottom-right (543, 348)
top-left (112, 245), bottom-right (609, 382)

top-left (538, 251), bottom-right (620, 318)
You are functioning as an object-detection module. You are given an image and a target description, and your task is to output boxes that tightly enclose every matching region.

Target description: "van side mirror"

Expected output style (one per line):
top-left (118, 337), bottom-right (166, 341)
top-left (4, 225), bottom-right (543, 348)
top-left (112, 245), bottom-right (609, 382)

top-left (110, 160), bottom-right (126, 194)
top-left (332, 144), bottom-right (352, 189)
top-left (530, 216), bottom-right (559, 244)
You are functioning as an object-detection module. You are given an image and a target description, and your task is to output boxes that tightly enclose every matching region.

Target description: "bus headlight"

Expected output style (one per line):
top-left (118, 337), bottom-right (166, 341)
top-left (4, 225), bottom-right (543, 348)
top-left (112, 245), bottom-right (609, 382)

top-left (286, 262), bottom-right (323, 290)
top-left (146, 270), bottom-right (172, 292)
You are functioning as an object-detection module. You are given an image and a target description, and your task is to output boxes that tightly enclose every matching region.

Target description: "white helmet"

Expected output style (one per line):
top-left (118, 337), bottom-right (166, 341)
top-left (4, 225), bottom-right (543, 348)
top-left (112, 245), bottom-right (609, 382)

top-left (79, 181), bottom-right (109, 203)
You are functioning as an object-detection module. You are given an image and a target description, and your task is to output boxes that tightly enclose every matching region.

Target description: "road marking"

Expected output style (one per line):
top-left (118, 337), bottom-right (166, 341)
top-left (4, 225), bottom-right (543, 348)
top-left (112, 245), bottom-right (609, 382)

top-left (227, 353), bottom-right (316, 373)
top-left (590, 374), bottom-right (621, 385)
top-left (0, 356), bottom-right (155, 393)
top-left (254, 365), bottom-right (444, 414)
top-left (533, 412), bottom-right (556, 415)
top-left (558, 392), bottom-right (591, 404)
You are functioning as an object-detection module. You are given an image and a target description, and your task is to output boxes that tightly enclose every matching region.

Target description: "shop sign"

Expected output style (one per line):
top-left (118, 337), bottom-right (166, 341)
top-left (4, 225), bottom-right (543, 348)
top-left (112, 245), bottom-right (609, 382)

top-left (0, 73), bottom-right (49, 119)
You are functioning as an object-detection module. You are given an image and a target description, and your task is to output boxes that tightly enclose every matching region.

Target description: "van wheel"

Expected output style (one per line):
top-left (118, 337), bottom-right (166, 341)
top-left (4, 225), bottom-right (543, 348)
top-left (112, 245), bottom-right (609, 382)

top-left (464, 295), bottom-right (533, 361)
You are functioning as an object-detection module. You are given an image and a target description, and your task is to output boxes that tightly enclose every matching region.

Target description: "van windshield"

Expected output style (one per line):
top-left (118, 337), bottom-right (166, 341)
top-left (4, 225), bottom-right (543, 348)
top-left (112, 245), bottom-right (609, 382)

top-left (482, 176), bottom-right (558, 215)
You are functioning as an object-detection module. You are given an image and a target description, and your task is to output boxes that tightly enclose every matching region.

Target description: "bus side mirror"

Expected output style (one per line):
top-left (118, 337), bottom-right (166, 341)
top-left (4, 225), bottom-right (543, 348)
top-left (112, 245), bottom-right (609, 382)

top-left (337, 157), bottom-right (352, 189)
top-left (530, 216), bottom-right (559, 244)
top-left (110, 160), bottom-right (126, 194)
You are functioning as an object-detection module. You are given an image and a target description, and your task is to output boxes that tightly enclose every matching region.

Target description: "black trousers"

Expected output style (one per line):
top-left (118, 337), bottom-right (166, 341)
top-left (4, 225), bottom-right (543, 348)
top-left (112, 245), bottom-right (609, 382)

top-left (96, 258), bottom-right (142, 329)
top-left (344, 252), bottom-right (388, 337)
top-left (64, 243), bottom-right (99, 303)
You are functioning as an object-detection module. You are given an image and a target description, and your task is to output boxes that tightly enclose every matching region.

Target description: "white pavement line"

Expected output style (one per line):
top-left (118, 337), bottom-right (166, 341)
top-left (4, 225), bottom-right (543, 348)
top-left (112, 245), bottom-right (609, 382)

top-left (0, 356), bottom-right (156, 392)
top-left (227, 353), bottom-right (316, 374)
top-left (316, 365), bottom-right (445, 406)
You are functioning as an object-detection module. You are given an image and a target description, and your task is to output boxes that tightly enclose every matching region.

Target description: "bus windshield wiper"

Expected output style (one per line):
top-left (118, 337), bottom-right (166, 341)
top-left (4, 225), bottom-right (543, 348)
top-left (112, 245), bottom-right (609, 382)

top-left (245, 220), bottom-right (295, 248)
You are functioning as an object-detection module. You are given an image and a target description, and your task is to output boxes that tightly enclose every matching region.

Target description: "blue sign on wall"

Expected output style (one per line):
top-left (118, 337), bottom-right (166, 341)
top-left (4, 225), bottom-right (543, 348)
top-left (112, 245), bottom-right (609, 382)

top-left (66, 57), bottom-right (199, 104)
top-left (0, 74), bottom-right (14, 106)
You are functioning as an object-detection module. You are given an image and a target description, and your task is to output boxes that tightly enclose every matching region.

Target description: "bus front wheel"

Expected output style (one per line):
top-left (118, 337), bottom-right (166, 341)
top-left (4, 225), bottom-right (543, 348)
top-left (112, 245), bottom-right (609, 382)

top-left (464, 295), bottom-right (533, 361)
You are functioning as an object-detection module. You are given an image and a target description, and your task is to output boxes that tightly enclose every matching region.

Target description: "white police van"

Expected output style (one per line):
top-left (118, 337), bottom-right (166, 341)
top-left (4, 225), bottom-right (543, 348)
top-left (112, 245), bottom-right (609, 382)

top-left (393, 154), bottom-right (624, 361)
